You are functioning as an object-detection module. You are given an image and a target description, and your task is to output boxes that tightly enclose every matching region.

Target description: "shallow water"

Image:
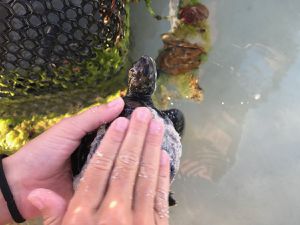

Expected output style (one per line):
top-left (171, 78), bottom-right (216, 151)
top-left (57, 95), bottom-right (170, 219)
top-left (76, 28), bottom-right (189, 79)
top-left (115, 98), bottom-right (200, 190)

top-left (131, 0), bottom-right (300, 224)
top-left (8, 0), bottom-right (300, 224)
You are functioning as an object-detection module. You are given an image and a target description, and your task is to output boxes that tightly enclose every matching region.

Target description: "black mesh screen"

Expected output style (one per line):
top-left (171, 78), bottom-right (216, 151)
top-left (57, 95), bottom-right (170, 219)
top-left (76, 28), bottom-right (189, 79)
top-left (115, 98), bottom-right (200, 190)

top-left (0, 0), bottom-right (126, 98)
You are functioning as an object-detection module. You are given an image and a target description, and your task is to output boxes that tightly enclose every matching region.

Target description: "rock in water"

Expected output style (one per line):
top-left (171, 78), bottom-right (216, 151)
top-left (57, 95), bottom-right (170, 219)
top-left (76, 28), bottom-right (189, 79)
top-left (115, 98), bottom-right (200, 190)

top-left (71, 56), bottom-right (185, 206)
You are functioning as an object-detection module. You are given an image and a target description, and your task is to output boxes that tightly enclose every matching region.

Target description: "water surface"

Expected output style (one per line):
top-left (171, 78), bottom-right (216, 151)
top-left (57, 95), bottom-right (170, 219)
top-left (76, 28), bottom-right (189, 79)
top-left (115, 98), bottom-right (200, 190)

top-left (130, 1), bottom-right (300, 224)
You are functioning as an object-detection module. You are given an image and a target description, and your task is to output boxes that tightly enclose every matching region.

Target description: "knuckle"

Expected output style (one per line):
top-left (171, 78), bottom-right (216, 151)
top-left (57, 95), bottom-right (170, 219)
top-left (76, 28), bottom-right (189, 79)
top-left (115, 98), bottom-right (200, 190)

top-left (138, 163), bottom-right (157, 180)
top-left (127, 126), bottom-right (144, 139)
top-left (156, 188), bottom-right (169, 202)
top-left (100, 219), bottom-right (127, 225)
top-left (99, 211), bottom-right (128, 225)
top-left (159, 172), bottom-right (169, 179)
top-left (87, 105), bottom-right (102, 114)
top-left (58, 117), bottom-right (71, 126)
top-left (133, 215), bottom-right (153, 225)
top-left (154, 192), bottom-right (170, 219)
top-left (64, 208), bottom-right (92, 224)
top-left (91, 154), bottom-right (114, 171)
top-left (118, 153), bottom-right (139, 168)
top-left (145, 136), bottom-right (162, 149)
top-left (109, 129), bottom-right (126, 143)
top-left (58, 116), bottom-right (85, 134)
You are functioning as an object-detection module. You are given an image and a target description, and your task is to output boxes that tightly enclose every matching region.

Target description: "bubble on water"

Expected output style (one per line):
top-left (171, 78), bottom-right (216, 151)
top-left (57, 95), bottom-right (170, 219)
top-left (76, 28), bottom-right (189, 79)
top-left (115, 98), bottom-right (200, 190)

top-left (254, 93), bottom-right (261, 100)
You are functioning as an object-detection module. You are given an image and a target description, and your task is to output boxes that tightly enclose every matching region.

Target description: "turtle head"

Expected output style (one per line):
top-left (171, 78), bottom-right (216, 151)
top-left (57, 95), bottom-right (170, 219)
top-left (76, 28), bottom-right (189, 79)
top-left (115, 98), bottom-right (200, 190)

top-left (127, 56), bottom-right (157, 97)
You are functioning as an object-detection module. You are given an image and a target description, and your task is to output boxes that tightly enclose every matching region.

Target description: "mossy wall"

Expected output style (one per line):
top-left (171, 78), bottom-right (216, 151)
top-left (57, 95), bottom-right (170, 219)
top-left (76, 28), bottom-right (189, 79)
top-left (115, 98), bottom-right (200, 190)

top-left (0, 6), bottom-right (131, 155)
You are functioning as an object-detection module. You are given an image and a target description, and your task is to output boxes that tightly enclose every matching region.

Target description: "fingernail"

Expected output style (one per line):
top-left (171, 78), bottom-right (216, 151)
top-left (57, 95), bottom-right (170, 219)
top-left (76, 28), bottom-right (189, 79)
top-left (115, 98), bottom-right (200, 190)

top-left (108, 97), bottom-right (123, 108)
top-left (28, 194), bottom-right (44, 210)
top-left (149, 119), bottom-right (164, 134)
top-left (136, 107), bottom-right (151, 121)
top-left (160, 150), bottom-right (169, 166)
top-left (114, 117), bottom-right (129, 132)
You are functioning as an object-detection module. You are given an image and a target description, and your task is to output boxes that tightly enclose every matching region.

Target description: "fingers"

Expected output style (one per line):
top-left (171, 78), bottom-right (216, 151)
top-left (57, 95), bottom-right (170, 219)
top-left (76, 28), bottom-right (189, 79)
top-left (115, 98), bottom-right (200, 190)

top-left (49, 97), bottom-right (124, 141)
top-left (29, 98), bottom-right (124, 159)
top-left (155, 151), bottom-right (170, 224)
top-left (61, 106), bottom-right (170, 224)
top-left (27, 189), bottom-right (67, 225)
top-left (74, 117), bottom-right (129, 209)
top-left (104, 107), bottom-right (153, 204)
top-left (133, 119), bottom-right (164, 211)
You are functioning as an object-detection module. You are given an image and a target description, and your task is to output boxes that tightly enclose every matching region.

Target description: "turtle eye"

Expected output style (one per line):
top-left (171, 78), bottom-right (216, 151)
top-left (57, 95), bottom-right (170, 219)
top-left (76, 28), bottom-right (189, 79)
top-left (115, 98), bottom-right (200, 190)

top-left (129, 68), bottom-right (137, 74)
top-left (143, 65), bottom-right (149, 75)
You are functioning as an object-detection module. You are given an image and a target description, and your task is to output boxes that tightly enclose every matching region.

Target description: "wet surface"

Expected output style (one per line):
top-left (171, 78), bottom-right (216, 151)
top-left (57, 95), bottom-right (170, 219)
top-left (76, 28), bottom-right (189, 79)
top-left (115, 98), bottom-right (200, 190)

top-left (131, 0), bottom-right (300, 224)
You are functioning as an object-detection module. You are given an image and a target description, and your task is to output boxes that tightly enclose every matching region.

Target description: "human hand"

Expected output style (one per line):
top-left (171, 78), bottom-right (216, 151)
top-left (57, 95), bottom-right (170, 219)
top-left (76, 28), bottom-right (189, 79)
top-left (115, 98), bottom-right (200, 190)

top-left (0, 98), bottom-right (125, 224)
top-left (29, 107), bottom-right (170, 225)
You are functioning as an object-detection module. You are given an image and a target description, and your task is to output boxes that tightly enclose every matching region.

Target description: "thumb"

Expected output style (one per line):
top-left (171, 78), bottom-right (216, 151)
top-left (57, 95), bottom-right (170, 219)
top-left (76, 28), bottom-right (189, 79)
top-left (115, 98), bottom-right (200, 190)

top-left (27, 189), bottom-right (67, 225)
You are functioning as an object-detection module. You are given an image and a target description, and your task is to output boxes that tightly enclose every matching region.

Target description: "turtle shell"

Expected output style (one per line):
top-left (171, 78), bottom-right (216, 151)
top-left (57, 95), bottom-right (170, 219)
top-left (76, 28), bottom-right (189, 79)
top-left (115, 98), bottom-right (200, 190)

top-left (72, 56), bottom-right (184, 206)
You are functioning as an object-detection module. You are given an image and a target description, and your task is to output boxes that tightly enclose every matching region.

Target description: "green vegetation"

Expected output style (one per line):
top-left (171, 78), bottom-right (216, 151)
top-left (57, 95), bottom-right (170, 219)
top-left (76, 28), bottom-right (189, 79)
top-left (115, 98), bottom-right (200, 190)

top-left (0, 6), bottom-right (131, 154)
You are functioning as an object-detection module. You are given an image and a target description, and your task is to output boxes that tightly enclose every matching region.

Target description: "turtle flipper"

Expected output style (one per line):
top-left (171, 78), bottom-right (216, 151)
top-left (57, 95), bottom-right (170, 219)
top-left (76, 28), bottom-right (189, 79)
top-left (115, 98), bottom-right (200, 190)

top-left (163, 109), bottom-right (185, 136)
top-left (169, 191), bottom-right (177, 206)
top-left (71, 130), bottom-right (97, 176)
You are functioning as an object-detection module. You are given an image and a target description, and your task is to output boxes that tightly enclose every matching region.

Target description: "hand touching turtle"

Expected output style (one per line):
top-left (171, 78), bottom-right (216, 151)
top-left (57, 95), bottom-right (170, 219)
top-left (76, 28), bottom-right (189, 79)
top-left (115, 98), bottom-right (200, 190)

top-left (0, 101), bottom-right (171, 225)
top-left (72, 56), bottom-right (185, 206)
top-left (0, 56), bottom-right (182, 225)
top-left (0, 98), bottom-right (125, 224)
top-left (29, 108), bottom-right (170, 225)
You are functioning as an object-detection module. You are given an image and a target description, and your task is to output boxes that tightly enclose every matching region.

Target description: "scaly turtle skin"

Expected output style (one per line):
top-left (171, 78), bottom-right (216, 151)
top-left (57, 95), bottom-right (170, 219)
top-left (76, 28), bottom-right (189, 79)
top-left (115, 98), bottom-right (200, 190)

top-left (71, 56), bottom-right (184, 206)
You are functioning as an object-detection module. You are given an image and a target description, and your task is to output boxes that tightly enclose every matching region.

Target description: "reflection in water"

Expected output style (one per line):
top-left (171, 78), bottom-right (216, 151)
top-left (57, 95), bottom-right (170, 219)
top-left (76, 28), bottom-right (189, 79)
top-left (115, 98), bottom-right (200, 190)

top-left (131, 0), bottom-right (300, 224)
top-left (179, 109), bottom-right (237, 181)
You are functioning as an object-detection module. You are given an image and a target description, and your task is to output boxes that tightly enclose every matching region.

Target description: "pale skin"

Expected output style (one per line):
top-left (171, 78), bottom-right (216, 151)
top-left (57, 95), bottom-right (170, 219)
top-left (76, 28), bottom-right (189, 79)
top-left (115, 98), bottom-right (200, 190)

top-left (0, 98), bottom-right (170, 225)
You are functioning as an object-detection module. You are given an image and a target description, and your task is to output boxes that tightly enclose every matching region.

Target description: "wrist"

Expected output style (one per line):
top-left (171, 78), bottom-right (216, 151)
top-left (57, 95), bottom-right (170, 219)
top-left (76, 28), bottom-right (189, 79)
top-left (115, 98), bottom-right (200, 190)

top-left (0, 155), bottom-right (30, 224)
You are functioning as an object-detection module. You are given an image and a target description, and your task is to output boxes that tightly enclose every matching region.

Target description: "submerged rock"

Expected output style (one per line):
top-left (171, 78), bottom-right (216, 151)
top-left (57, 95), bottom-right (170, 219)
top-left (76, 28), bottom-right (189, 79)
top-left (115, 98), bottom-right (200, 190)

top-left (179, 3), bottom-right (209, 25)
top-left (158, 33), bottom-right (205, 75)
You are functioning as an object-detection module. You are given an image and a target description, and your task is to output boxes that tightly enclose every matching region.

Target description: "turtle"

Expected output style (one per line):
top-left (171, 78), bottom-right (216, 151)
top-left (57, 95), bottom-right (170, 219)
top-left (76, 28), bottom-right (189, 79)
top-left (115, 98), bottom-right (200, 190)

top-left (71, 55), bottom-right (185, 206)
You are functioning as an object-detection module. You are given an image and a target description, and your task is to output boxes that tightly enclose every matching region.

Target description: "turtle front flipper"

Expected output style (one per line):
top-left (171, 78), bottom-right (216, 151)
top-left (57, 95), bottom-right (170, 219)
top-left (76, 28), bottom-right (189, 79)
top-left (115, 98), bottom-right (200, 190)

top-left (163, 109), bottom-right (185, 136)
top-left (169, 191), bottom-right (177, 206)
top-left (71, 130), bottom-right (97, 176)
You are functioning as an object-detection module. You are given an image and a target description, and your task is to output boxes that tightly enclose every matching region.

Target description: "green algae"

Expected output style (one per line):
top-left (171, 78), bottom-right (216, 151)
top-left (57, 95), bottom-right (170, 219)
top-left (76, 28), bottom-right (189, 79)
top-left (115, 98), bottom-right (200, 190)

top-left (0, 5), bottom-right (131, 154)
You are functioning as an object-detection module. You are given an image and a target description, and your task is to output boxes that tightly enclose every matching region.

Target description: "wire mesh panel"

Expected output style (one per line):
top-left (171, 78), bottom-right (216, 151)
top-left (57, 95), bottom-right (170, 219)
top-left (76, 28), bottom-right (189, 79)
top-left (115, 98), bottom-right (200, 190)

top-left (0, 0), bottom-right (126, 98)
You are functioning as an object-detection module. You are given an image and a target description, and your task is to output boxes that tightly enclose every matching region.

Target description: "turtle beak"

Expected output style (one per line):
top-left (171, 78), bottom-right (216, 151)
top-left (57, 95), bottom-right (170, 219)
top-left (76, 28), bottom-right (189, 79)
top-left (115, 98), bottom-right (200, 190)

top-left (149, 57), bottom-right (157, 80)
